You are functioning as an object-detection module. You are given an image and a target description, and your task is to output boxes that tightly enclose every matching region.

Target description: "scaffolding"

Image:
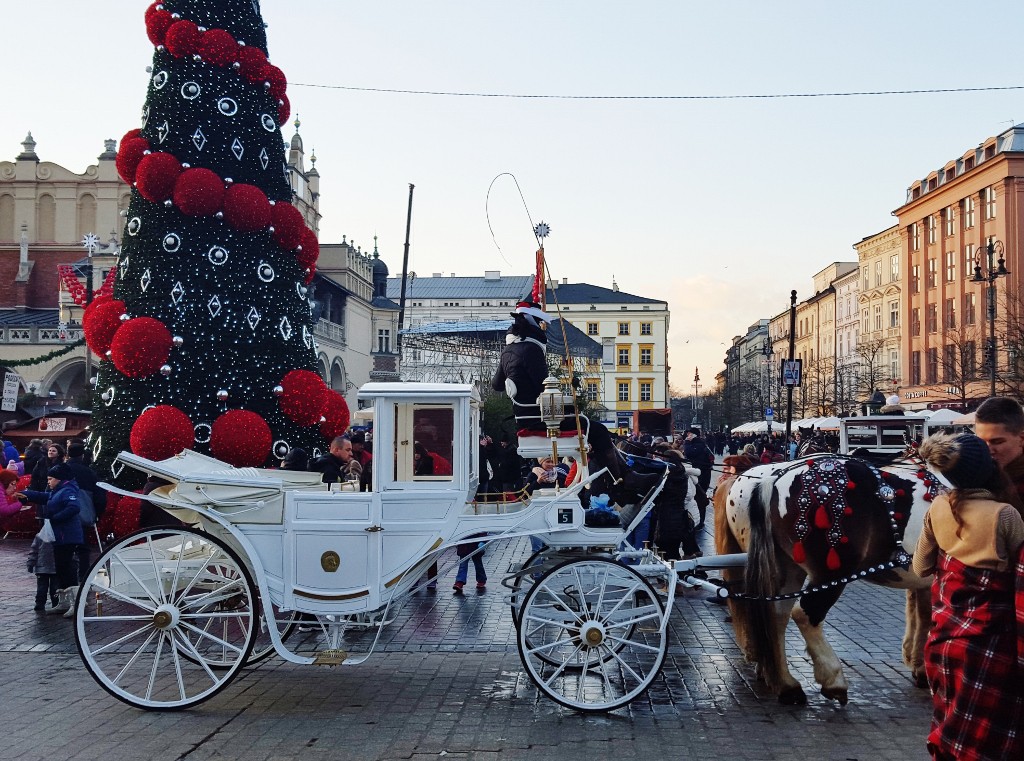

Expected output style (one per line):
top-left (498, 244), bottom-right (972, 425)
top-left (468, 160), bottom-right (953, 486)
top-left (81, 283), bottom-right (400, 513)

top-left (398, 318), bottom-right (602, 398)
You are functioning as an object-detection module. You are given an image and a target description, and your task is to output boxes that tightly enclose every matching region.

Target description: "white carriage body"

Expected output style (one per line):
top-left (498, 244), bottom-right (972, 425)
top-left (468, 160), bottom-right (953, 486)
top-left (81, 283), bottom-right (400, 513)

top-left (103, 382), bottom-right (620, 618)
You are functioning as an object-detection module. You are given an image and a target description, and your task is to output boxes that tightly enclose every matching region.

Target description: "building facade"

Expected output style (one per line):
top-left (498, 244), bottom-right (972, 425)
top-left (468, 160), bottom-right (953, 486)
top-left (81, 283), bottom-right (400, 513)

top-left (854, 226), bottom-right (902, 403)
top-left (894, 124), bottom-right (1024, 409)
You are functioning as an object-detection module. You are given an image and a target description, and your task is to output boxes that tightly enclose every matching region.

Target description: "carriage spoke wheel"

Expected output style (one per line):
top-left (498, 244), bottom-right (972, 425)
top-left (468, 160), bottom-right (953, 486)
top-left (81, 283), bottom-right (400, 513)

top-left (517, 557), bottom-right (666, 712)
top-left (74, 528), bottom-right (257, 710)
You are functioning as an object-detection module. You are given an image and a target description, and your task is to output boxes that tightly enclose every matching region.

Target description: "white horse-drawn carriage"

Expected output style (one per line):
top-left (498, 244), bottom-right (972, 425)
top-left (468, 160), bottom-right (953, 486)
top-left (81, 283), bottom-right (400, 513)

top-left (75, 382), bottom-right (745, 712)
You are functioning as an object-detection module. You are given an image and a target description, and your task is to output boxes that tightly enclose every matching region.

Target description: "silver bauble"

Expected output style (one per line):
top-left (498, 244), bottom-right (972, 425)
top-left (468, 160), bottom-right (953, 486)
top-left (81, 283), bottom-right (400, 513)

top-left (172, 336), bottom-right (184, 347)
top-left (272, 385), bottom-right (284, 397)
top-left (160, 364), bottom-right (172, 377)
top-left (217, 390), bottom-right (229, 401)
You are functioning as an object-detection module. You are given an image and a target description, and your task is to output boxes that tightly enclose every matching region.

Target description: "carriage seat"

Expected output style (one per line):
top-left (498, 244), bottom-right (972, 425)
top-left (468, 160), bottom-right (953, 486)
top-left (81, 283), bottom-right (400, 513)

top-left (513, 399), bottom-right (589, 460)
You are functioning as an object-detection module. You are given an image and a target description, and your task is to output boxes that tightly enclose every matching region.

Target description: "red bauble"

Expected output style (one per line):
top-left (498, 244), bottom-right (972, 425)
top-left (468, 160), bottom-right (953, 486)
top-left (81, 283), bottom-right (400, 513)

top-left (319, 390), bottom-right (351, 440)
top-left (174, 168), bottom-right (225, 217)
top-left (82, 299), bottom-right (126, 355)
top-left (199, 28), bottom-right (239, 67)
top-left (111, 492), bottom-right (143, 539)
top-left (296, 227), bottom-right (319, 283)
top-left (278, 369), bottom-right (328, 426)
top-left (83, 293), bottom-right (113, 323)
top-left (264, 64), bottom-right (288, 100)
top-left (271, 201), bottom-right (305, 250)
top-left (110, 317), bottom-right (173, 378)
top-left (116, 135), bottom-right (150, 185)
top-left (210, 410), bottom-right (273, 467)
top-left (165, 19), bottom-right (202, 57)
top-left (222, 183), bottom-right (271, 232)
top-left (237, 46), bottom-right (268, 83)
top-left (145, 7), bottom-right (175, 46)
top-left (135, 152), bottom-right (183, 203)
top-left (130, 405), bottom-right (194, 461)
top-left (277, 93), bottom-right (291, 126)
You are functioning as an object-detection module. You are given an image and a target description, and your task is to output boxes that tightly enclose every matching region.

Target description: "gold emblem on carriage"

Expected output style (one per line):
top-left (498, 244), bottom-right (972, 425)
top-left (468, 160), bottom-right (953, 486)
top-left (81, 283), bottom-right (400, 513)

top-left (321, 551), bottom-right (341, 572)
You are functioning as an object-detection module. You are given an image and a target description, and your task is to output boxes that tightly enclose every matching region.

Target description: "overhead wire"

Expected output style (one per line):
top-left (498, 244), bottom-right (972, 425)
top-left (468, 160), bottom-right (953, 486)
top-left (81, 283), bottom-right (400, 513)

top-left (290, 83), bottom-right (1024, 100)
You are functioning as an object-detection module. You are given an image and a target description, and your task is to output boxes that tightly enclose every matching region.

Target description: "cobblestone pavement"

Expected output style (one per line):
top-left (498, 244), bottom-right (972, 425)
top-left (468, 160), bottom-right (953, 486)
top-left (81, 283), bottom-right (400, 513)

top-left (0, 496), bottom-right (933, 761)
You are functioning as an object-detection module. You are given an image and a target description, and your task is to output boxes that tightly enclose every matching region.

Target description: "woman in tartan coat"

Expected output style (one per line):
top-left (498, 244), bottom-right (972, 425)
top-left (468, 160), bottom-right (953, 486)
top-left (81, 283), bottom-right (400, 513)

top-left (914, 433), bottom-right (1024, 761)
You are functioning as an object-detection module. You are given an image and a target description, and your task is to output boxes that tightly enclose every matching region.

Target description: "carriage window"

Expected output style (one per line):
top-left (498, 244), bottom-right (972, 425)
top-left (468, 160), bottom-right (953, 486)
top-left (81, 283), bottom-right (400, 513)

top-left (880, 426), bottom-right (911, 448)
top-left (845, 425), bottom-right (878, 448)
top-left (392, 403), bottom-right (455, 482)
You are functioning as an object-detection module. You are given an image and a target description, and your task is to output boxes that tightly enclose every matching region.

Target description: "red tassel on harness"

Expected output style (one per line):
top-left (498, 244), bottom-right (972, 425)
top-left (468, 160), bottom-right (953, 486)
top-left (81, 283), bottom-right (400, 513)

top-left (814, 505), bottom-right (831, 529)
top-left (826, 548), bottom-right (841, 570)
top-left (792, 541), bottom-right (806, 564)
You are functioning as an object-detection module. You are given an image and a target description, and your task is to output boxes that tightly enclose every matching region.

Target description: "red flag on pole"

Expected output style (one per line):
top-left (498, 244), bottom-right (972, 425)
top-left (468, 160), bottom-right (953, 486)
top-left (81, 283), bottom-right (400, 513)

top-left (532, 247), bottom-right (545, 308)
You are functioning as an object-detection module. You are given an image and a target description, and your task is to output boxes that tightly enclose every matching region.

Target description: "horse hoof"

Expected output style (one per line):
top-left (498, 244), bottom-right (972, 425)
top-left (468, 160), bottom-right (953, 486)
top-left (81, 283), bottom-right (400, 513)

top-left (821, 686), bottom-right (848, 705)
top-left (778, 686), bottom-right (807, 705)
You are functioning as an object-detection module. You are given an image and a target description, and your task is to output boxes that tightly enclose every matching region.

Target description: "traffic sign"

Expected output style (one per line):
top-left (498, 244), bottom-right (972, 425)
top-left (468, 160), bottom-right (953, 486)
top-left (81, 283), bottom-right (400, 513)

top-left (765, 407), bottom-right (774, 417)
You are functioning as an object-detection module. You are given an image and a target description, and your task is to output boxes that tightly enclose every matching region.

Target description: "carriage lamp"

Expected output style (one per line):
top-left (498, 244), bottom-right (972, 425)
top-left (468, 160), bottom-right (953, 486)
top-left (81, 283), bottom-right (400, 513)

top-left (537, 375), bottom-right (567, 477)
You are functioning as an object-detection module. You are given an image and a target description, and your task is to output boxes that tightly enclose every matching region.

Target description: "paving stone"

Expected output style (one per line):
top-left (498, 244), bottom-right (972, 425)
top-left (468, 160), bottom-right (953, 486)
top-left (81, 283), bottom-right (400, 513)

top-left (0, 498), bottom-right (933, 760)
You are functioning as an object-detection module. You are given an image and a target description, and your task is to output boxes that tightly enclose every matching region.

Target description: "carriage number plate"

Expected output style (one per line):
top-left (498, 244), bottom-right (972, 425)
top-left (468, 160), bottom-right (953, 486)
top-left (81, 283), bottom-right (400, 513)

top-left (557, 508), bottom-right (574, 524)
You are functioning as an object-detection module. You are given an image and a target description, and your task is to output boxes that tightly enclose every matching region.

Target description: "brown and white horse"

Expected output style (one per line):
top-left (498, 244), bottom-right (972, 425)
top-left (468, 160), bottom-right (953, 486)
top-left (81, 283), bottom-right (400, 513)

top-left (714, 453), bottom-right (942, 705)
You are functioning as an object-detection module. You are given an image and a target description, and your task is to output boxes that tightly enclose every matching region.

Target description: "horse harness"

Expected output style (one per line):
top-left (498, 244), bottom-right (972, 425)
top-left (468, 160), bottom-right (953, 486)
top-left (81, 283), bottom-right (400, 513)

top-left (727, 452), bottom-right (942, 602)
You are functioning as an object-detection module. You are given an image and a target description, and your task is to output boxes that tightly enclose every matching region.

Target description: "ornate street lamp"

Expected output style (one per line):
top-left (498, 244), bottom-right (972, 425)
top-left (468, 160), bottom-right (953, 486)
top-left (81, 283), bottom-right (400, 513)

top-left (970, 239), bottom-right (1009, 396)
top-left (762, 337), bottom-right (774, 436)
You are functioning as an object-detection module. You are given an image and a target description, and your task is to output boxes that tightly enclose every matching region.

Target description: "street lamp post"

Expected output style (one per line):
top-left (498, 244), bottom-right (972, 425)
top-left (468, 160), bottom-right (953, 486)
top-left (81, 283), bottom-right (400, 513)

top-left (970, 239), bottom-right (1009, 397)
top-left (762, 337), bottom-right (774, 438)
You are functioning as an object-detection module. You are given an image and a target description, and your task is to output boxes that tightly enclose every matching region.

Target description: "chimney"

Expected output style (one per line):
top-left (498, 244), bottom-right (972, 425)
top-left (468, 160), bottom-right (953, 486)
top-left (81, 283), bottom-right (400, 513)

top-left (484, 270), bottom-right (500, 281)
top-left (562, 277), bottom-right (568, 285)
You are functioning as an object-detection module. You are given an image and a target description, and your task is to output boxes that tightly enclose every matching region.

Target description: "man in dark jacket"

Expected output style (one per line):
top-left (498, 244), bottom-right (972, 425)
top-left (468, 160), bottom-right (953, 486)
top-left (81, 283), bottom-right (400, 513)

top-left (18, 462), bottom-right (83, 610)
top-left (65, 441), bottom-right (104, 584)
top-left (310, 436), bottom-right (369, 490)
top-left (974, 396), bottom-right (1024, 512)
top-left (22, 438), bottom-right (45, 476)
top-left (683, 428), bottom-right (714, 527)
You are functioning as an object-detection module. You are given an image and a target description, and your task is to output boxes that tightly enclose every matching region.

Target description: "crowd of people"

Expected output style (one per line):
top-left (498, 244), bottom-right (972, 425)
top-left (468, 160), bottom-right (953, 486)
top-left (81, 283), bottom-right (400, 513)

top-left (1, 437), bottom-right (106, 615)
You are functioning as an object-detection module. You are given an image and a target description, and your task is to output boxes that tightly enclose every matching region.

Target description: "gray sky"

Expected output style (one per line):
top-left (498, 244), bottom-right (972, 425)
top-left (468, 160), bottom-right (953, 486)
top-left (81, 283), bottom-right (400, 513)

top-left (3, 1), bottom-right (1022, 391)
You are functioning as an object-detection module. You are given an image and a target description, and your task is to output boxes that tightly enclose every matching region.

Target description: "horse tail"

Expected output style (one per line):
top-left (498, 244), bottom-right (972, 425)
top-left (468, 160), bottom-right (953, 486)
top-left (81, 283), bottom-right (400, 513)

top-left (742, 476), bottom-right (787, 690)
top-left (715, 478), bottom-right (756, 658)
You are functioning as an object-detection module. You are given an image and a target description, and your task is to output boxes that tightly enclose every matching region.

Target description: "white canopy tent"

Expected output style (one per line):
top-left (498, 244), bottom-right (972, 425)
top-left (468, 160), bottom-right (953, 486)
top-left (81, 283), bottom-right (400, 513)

top-left (923, 408), bottom-right (962, 427)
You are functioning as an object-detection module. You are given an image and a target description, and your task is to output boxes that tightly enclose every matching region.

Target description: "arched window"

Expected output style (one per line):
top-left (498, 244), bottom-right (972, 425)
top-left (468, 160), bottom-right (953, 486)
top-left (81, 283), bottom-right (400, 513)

top-left (0, 194), bottom-right (14, 241)
top-left (37, 194), bottom-right (56, 241)
top-left (330, 359), bottom-right (347, 392)
top-left (78, 193), bottom-right (97, 239)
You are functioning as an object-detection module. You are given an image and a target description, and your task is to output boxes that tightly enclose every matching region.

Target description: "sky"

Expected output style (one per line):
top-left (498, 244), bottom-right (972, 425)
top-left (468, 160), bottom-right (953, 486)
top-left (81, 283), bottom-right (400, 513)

top-left (3, 1), bottom-right (1023, 393)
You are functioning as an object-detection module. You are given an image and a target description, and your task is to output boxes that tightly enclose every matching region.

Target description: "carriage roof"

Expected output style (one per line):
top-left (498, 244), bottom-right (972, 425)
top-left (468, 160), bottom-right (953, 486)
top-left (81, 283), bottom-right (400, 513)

top-left (358, 382), bottom-right (478, 401)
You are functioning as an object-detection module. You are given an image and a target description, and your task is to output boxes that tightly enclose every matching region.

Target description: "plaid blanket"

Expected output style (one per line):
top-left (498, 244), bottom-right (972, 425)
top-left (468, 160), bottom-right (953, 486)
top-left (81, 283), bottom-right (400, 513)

top-left (925, 550), bottom-right (1023, 761)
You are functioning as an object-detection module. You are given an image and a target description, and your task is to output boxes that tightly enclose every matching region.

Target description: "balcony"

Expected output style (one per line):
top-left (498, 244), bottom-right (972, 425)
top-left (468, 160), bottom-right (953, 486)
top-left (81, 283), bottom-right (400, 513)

top-left (313, 319), bottom-right (346, 346)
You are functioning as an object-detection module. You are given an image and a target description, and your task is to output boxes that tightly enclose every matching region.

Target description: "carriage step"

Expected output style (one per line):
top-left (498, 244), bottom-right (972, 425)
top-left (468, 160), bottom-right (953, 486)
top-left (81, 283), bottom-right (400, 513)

top-left (313, 649), bottom-right (350, 666)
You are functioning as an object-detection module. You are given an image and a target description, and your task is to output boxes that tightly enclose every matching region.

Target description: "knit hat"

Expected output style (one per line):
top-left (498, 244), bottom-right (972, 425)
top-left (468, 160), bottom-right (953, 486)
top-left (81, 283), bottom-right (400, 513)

top-left (47, 462), bottom-right (74, 481)
top-left (918, 432), bottom-right (996, 490)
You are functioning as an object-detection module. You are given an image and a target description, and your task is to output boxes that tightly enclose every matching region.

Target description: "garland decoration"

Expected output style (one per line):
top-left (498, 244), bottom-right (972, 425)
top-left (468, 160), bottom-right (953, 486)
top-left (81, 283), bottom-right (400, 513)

top-left (2, 340), bottom-right (86, 367)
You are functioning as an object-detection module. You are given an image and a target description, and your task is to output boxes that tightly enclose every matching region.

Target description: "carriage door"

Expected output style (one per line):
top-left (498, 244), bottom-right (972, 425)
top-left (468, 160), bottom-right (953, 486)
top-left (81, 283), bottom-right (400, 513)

top-left (379, 402), bottom-right (461, 588)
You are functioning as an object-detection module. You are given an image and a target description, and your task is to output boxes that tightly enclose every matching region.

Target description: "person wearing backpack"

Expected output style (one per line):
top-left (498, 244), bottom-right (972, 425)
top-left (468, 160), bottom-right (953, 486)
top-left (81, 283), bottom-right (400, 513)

top-left (65, 441), bottom-right (105, 583)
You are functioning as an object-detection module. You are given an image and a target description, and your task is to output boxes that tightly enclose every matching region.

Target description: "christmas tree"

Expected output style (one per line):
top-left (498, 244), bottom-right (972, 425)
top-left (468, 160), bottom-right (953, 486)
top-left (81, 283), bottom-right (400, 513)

top-left (86, 0), bottom-right (348, 484)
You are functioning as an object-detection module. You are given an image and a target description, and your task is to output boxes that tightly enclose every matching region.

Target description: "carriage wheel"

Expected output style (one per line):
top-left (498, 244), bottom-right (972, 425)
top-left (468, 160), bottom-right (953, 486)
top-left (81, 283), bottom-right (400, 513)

top-left (509, 548), bottom-right (549, 628)
top-left (517, 557), bottom-right (666, 712)
top-left (74, 528), bottom-right (257, 710)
